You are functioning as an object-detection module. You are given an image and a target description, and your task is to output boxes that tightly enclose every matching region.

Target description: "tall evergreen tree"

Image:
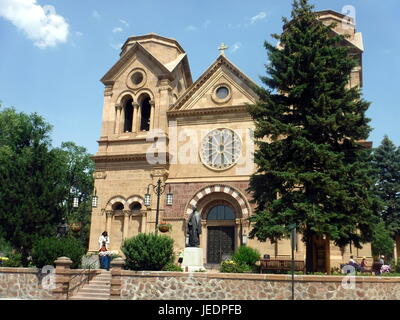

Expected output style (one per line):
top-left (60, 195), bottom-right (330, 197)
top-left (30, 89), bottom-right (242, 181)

top-left (247, 0), bottom-right (381, 272)
top-left (372, 136), bottom-right (400, 235)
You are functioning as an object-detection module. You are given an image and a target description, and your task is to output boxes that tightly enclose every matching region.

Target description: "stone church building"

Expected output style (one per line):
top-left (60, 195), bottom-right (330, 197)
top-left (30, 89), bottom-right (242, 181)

top-left (88, 10), bottom-right (372, 272)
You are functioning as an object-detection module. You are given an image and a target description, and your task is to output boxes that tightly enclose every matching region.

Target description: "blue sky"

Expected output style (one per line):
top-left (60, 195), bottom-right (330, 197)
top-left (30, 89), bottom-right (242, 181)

top-left (0, 0), bottom-right (399, 155)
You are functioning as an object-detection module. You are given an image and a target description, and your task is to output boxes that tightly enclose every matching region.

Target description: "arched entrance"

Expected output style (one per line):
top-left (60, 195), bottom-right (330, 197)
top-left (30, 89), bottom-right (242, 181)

top-left (206, 203), bottom-right (236, 264)
top-left (184, 184), bottom-right (251, 266)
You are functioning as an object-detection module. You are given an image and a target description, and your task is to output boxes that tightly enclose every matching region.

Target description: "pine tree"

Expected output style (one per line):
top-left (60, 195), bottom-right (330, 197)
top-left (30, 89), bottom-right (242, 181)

top-left (372, 136), bottom-right (400, 235)
top-left (247, 0), bottom-right (381, 272)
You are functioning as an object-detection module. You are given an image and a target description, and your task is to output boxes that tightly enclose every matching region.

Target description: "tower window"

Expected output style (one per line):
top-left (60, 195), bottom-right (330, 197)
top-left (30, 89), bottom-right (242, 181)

top-left (124, 98), bottom-right (134, 132)
top-left (140, 97), bottom-right (151, 131)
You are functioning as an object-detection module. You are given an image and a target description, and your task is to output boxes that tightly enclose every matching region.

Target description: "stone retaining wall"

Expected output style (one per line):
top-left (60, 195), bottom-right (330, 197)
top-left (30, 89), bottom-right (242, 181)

top-left (0, 267), bottom-right (55, 300)
top-left (118, 271), bottom-right (400, 300)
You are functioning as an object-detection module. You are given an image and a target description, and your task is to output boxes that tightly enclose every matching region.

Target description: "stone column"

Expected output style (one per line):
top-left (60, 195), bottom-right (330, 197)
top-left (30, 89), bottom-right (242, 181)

top-left (106, 211), bottom-right (113, 235)
top-left (53, 256), bottom-right (73, 300)
top-left (115, 104), bottom-right (122, 134)
top-left (123, 211), bottom-right (129, 240)
top-left (157, 79), bottom-right (172, 133)
top-left (132, 103), bottom-right (139, 133)
top-left (150, 100), bottom-right (155, 130)
top-left (110, 257), bottom-right (125, 300)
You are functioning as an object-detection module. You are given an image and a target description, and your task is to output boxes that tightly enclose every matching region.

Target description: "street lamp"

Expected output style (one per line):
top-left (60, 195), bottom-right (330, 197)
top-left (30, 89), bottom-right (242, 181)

top-left (144, 178), bottom-right (172, 233)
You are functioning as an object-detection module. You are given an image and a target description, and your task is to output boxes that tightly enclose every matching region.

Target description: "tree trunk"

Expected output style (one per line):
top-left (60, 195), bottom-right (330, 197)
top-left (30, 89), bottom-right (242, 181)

top-left (305, 228), bottom-right (314, 274)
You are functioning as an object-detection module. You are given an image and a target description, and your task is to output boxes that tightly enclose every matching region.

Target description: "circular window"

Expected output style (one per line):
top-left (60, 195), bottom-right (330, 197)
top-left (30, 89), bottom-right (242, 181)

top-left (127, 69), bottom-right (146, 89)
top-left (212, 84), bottom-right (232, 104)
top-left (131, 72), bottom-right (144, 85)
top-left (216, 86), bottom-right (229, 99)
top-left (200, 128), bottom-right (242, 170)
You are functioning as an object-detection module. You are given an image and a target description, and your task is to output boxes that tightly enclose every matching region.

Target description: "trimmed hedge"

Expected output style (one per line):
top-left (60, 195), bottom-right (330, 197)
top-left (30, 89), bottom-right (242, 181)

top-left (31, 236), bottom-right (85, 269)
top-left (122, 233), bottom-right (174, 271)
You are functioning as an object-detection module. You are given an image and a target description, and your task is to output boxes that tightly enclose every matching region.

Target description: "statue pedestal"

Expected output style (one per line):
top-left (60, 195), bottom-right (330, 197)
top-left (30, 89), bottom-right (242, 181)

top-left (182, 247), bottom-right (206, 272)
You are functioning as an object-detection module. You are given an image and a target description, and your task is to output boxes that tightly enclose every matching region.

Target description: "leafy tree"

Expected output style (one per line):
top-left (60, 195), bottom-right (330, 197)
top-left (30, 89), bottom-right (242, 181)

top-left (247, 0), bottom-right (380, 272)
top-left (55, 142), bottom-right (94, 247)
top-left (372, 136), bottom-right (400, 235)
top-left (0, 105), bottom-right (94, 265)
top-left (0, 107), bottom-right (67, 265)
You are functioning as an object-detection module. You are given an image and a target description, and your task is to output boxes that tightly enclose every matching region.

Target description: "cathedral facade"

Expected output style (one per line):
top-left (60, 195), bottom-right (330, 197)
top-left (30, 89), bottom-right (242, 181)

top-left (88, 10), bottom-right (372, 272)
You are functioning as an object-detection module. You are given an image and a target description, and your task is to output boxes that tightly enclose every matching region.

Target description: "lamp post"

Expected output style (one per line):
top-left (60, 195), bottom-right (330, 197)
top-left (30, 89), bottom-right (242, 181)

top-left (144, 178), bottom-right (173, 234)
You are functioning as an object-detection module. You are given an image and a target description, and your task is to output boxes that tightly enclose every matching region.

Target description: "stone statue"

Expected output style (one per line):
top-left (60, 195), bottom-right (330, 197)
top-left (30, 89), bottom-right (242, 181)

top-left (187, 208), bottom-right (202, 247)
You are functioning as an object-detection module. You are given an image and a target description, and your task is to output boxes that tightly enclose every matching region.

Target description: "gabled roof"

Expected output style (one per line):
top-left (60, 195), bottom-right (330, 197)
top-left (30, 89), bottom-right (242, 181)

top-left (101, 42), bottom-right (171, 85)
top-left (101, 41), bottom-right (193, 86)
top-left (169, 54), bottom-right (259, 112)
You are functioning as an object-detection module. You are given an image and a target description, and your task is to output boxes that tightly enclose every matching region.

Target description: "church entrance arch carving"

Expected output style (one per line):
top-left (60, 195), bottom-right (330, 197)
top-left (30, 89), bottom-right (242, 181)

top-left (184, 184), bottom-right (251, 265)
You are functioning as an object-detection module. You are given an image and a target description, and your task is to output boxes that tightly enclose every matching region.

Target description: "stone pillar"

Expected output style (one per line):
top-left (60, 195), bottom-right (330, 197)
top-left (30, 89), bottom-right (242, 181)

top-left (132, 103), bottom-right (139, 132)
top-left (110, 257), bottom-right (125, 300)
top-left (115, 104), bottom-right (122, 134)
top-left (123, 211), bottom-right (129, 240)
top-left (158, 79), bottom-right (172, 133)
top-left (53, 256), bottom-right (73, 300)
top-left (150, 100), bottom-right (155, 130)
top-left (106, 211), bottom-right (112, 235)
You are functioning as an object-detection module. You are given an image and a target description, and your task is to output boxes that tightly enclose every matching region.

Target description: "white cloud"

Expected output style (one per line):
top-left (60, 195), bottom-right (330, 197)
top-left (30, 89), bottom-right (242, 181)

top-left (250, 11), bottom-right (267, 24)
top-left (92, 10), bottom-right (101, 20)
top-left (112, 27), bottom-right (123, 33)
top-left (119, 19), bottom-right (129, 27)
top-left (0, 0), bottom-right (69, 49)
top-left (230, 42), bottom-right (242, 53)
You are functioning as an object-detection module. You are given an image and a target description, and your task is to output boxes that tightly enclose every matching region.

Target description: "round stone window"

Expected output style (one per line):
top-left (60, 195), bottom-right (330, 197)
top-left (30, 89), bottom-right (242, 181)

top-left (216, 86), bottom-right (229, 99)
top-left (211, 84), bottom-right (232, 104)
top-left (127, 69), bottom-right (147, 89)
top-left (200, 128), bottom-right (242, 170)
top-left (131, 71), bottom-right (144, 85)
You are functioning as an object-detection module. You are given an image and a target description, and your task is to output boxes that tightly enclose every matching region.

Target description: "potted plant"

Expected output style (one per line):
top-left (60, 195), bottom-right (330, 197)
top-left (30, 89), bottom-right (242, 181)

top-left (158, 221), bottom-right (172, 233)
top-left (69, 221), bottom-right (82, 233)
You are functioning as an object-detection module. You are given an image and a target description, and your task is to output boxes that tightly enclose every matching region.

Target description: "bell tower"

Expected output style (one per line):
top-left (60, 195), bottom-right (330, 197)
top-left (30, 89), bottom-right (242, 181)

top-left (88, 34), bottom-right (192, 252)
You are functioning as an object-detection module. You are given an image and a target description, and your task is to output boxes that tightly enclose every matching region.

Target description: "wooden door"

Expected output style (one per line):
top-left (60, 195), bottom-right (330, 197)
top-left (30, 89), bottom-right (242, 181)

top-left (207, 226), bottom-right (235, 264)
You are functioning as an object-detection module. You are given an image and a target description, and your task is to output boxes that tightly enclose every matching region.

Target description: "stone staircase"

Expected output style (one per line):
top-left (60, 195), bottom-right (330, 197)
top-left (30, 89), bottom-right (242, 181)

top-left (69, 270), bottom-right (111, 300)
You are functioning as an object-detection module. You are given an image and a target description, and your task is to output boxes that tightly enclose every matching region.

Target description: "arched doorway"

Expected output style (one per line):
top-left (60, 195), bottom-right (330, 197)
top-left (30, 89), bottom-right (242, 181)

top-left (206, 203), bottom-right (236, 264)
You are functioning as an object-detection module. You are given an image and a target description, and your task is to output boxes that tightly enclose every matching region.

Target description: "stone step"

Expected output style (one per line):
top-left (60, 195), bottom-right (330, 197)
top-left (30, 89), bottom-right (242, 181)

top-left (69, 296), bottom-right (110, 300)
top-left (88, 281), bottom-right (110, 286)
top-left (78, 288), bottom-right (110, 295)
top-left (72, 292), bottom-right (110, 298)
top-left (84, 284), bottom-right (111, 290)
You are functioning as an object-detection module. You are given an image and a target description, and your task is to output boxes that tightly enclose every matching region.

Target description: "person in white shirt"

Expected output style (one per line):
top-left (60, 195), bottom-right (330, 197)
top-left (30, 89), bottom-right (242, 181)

top-left (98, 231), bottom-right (110, 250)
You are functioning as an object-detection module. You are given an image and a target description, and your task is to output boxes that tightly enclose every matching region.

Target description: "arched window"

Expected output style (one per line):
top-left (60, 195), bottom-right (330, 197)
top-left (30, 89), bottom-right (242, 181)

top-left (112, 202), bottom-right (124, 210)
top-left (207, 205), bottom-right (235, 220)
top-left (140, 96), bottom-right (151, 131)
top-left (123, 98), bottom-right (134, 132)
top-left (130, 202), bottom-right (142, 211)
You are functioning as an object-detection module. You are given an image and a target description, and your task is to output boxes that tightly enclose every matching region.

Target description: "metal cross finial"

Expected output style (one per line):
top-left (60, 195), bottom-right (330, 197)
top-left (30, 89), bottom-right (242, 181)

top-left (218, 43), bottom-right (229, 56)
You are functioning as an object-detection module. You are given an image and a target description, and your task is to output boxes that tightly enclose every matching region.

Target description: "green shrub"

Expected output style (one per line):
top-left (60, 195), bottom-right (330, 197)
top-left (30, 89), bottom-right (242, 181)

top-left (162, 262), bottom-right (183, 272)
top-left (232, 246), bottom-right (261, 267)
top-left (394, 259), bottom-right (400, 273)
top-left (0, 238), bottom-right (22, 267)
top-left (220, 260), bottom-right (251, 273)
top-left (31, 236), bottom-right (86, 269)
top-left (121, 233), bottom-right (174, 271)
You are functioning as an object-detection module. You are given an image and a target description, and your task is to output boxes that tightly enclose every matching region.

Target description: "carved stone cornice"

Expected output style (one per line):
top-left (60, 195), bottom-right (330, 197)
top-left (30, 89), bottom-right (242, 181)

top-left (91, 152), bottom-right (171, 163)
top-left (167, 105), bottom-right (249, 118)
top-left (104, 209), bottom-right (145, 217)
